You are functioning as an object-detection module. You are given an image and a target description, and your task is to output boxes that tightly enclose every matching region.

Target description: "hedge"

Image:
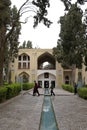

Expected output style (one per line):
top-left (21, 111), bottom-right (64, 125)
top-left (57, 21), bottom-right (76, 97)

top-left (62, 84), bottom-right (74, 93)
top-left (23, 83), bottom-right (34, 90)
top-left (0, 83), bottom-right (34, 103)
top-left (78, 87), bottom-right (87, 99)
top-left (0, 87), bottom-right (7, 103)
top-left (6, 84), bottom-right (21, 99)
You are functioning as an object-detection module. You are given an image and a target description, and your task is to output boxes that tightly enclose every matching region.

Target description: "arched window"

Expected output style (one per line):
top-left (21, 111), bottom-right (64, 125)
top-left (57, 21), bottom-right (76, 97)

top-left (23, 55), bottom-right (27, 61)
top-left (18, 54), bottom-right (30, 69)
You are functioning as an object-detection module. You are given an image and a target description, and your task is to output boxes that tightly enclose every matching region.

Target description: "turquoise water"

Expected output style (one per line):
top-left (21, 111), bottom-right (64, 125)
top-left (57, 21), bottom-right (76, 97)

top-left (39, 92), bottom-right (59, 130)
top-left (44, 88), bottom-right (50, 95)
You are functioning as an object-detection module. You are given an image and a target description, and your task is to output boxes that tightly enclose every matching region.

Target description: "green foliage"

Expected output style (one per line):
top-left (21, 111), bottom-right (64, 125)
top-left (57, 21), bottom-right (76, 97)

top-left (0, 0), bottom-right (12, 85)
top-left (0, 87), bottom-right (7, 103)
top-left (53, 39), bottom-right (63, 63)
top-left (84, 84), bottom-right (87, 88)
top-left (78, 87), bottom-right (87, 99)
top-left (32, 0), bottom-right (52, 27)
top-left (0, 2), bottom-right (21, 85)
top-left (22, 41), bottom-right (26, 48)
top-left (61, 0), bottom-right (85, 10)
top-left (0, 0), bottom-right (11, 26)
top-left (27, 41), bottom-right (33, 48)
top-left (23, 83), bottom-right (34, 90)
top-left (19, 40), bottom-right (33, 49)
top-left (53, 4), bottom-right (87, 69)
top-left (0, 83), bottom-right (34, 103)
top-left (7, 6), bottom-right (21, 58)
top-left (3, 5), bottom-right (21, 84)
top-left (62, 84), bottom-right (74, 92)
top-left (6, 84), bottom-right (21, 99)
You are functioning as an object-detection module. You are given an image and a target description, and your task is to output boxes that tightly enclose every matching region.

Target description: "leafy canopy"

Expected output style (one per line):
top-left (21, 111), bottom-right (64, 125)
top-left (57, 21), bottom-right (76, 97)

top-left (53, 3), bottom-right (87, 69)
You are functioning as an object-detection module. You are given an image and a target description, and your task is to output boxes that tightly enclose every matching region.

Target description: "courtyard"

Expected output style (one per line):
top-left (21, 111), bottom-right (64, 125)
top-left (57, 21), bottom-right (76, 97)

top-left (0, 88), bottom-right (87, 130)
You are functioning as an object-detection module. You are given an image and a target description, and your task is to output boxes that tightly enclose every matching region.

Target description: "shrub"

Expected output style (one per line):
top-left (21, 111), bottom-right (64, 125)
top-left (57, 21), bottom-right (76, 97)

top-left (62, 84), bottom-right (74, 93)
top-left (78, 87), bottom-right (87, 99)
top-left (12, 83), bottom-right (21, 95)
top-left (6, 84), bottom-right (21, 99)
top-left (0, 87), bottom-right (7, 103)
top-left (6, 85), bottom-right (15, 99)
top-left (23, 83), bottom-right (34, 90)
top-left (84, 85), bottom-right (87, 88)
top-left (0, 83), bottom-right (33, 103)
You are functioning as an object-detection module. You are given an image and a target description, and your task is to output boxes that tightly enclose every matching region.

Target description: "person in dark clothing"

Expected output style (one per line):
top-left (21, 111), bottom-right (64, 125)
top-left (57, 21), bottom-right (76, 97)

top-left (50, 83), bottom-right (55, 96)
top-left (33, 81), bottom-right (40, 96)
top-left (74, 82), bottom-right (78, 95)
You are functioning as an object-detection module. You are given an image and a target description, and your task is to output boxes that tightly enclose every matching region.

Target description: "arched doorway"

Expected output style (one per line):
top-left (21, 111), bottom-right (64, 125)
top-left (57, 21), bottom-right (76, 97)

top-left (38, 72), bottom-right (56, 88)
top-left (19, 72), bottom-right (29, 83)
top-left (37, 52), bottom-right (56, 88)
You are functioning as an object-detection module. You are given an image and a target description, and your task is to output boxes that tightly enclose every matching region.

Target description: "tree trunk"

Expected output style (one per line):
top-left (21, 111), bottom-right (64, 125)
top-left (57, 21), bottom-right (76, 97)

top-left (0, 25), bottom-right (6, 86)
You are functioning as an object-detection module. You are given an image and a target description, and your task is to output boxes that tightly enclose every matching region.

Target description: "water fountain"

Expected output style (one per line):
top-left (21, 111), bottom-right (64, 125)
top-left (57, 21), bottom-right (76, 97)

top-left (39, 88), bottom-right (59, 130)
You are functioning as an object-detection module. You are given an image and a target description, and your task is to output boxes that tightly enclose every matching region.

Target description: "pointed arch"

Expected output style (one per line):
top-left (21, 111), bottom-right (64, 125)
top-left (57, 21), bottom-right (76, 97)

top-left (37, 52), bottom-right (56, 69)
top-left (19, 72), bottom-right (29, 83)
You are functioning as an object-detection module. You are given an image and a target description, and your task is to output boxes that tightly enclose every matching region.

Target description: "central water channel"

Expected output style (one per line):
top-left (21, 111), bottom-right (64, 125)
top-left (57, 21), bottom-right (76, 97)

top-left (39, 89), bottom-right (59, 130)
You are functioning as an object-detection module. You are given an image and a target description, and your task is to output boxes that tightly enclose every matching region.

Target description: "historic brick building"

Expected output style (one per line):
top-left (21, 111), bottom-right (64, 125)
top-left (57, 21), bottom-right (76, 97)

top-left (10, 48), bottom-right (87, 88)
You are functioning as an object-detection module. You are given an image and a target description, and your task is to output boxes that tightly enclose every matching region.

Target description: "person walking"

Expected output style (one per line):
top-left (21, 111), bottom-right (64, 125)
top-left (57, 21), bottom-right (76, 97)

top-left (74, 82), bottom-right (78, 95)
top-left (50, 82), bottom-right (55, 96)
top-left (33, 81), bottom-right (40, 96)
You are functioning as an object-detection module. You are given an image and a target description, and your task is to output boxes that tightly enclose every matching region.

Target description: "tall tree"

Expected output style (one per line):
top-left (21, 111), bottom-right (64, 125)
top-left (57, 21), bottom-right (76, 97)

top-left (83, 9), bottom-right (87, 70)
top-left (0, 0), bottom-right (52, 85)
top-left (26, 40), bottom-right (33, 48)
top-left (0, 0), bottom-right (11, 85)
top-left (19, 40), bottom-right (33, 48)
top-left (23, 41), bottom-right (26, 48)
top-left (53, 4), bottom-right (87, 69)
top-left (4, 6), bottom-right (21, 83)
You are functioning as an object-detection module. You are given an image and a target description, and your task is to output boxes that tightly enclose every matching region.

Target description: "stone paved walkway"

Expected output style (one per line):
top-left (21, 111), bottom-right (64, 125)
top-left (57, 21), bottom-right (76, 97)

top-left (0, 88), bottom-right (87, 130)
top-left (52, 89), bottom-right (87, 130)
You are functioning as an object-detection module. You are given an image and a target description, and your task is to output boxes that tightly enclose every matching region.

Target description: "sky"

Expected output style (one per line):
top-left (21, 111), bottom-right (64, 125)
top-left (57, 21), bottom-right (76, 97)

top-left (11, 0), bottom-right (87, 49)
top-left (11, 0), bottom-right (65, 49)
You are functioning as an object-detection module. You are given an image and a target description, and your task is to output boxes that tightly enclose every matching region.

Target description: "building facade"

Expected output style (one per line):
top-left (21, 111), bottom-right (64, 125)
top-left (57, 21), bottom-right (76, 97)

top-left (10, 48), bottom-right (87, 88)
